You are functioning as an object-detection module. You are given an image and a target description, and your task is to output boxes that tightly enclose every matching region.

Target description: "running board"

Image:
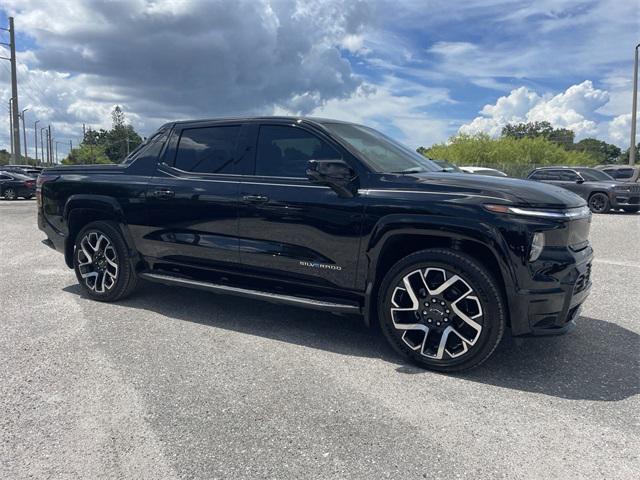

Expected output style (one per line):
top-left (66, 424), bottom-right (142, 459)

top-left (139, 272), bottom-right (361, 314)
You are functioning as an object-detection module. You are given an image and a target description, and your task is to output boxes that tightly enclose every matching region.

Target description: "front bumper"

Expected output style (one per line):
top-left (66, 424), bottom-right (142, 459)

top-left (509, 245), bottom-right (593, 336)
top-left (611, 193), bottom-right (640, 208)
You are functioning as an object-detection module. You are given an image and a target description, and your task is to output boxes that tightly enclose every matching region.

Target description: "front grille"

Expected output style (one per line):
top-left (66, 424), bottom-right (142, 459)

top-left (630, 185), bottom-right (640, 194)
top-left (574, 263), bottom-right (592, 293)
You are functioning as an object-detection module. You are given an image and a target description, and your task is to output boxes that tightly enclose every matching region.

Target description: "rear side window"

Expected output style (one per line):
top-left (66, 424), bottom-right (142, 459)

top-left (174, 125), bottom-right (240, 174)
top-left (530, 171), bottom-right (551, 180)
top-left (607, 168), bottom-right (634, 179)
top-left (255, 125), bottom-right (339, 177)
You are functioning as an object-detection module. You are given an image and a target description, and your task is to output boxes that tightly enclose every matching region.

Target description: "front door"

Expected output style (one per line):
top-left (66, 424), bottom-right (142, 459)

top-left (237, 122), bottom-right (364, 290)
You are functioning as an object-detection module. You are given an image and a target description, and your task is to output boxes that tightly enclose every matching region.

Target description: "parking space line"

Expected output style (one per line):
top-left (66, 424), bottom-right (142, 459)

top-left (593, 258), bottom-right (640, 268)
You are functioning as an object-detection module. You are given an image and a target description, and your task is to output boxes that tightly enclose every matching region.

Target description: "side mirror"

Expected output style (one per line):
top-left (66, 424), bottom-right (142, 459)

top-left (576, 178), bottom-right (584, 184)
top-left (306, 159), bottom-right (356, 198)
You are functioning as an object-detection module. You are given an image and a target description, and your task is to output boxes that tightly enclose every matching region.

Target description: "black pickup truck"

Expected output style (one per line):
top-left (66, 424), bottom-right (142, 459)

top-left (38, 117), bottom-right (593, 371)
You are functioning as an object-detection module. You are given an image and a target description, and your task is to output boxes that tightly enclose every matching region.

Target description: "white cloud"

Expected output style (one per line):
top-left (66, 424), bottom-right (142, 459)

top-left (283, 77), bottom-right (454, 148)
top-left (0, 0), bottom-right (372, 152)
top-left (608, 114), bottom-right (632, 147)
top-left (459, 81), bottom-right (635, 146)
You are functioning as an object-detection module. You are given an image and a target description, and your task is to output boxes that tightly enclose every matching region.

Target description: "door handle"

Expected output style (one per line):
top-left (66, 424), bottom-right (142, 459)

top-left (151, 188), bottom-right (175, 199)
top-left (242, 194), bottom-right (269, 203)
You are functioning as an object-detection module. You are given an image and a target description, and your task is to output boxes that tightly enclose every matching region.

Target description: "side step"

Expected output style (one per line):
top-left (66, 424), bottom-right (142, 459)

top-left (139, 272), bottom-right (361, 314)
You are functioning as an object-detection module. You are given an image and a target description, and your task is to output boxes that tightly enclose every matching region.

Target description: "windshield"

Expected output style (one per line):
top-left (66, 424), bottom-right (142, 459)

top-left (575, 168), bottom-right (614, 181)
top-left (322, 123), bottom-right (440, 174)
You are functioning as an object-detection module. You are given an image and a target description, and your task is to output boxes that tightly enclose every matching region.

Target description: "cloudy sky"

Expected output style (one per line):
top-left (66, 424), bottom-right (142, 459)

top-left (0, 0), bottom-right (638, 158)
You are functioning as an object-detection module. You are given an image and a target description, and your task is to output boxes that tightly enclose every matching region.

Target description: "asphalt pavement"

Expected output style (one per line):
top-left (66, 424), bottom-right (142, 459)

top-left (1, 200), bottom-right (638, 479)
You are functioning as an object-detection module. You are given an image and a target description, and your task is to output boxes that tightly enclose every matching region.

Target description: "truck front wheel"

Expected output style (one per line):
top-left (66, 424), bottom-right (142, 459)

top-left (73, 221), bottom-right (138, 302)
top-left (377, 248), bottom-right (506, 372)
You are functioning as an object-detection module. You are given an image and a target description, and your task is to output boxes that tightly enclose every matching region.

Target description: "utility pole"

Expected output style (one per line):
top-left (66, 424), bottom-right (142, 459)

top-left (8, 98), bottom-right (13, 157)
top-left (0, 17), bottom-right (21, 160)
top-left (34, 120), bottom-right (39, 163)
top-left (630, 43), bottom-right (640, 166)
top-left (20, 108), bottom-right (29, 163)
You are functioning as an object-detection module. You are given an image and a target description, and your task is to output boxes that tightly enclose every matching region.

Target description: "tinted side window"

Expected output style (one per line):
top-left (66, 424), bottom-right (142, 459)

top-left (174, 125), bottom-right (240, 174)
top-left (556, 170), bottom-right (579, 181)
top-left (255, 125), bottom-right (339, 177)
top-left (612, 168), bottom-right (634, 179)
top-left (533, 170), bottom-right (558, 180)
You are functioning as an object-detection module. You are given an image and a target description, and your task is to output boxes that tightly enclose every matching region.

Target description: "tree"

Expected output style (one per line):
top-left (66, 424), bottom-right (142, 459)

top-left (111, 105), bottom-right (126, 129)
top-left (80, 106), bottom-right (143, 162)
top-left (618, 143), bottom-right (640, 164)
top-left (421, 133), bottom-right (595, 178)
top-left (63, 144), bottom-right (111, 165)
top-left (573, 138), bottom-right (621, 164)
top-left (502, 121), bottom-right (575, 149)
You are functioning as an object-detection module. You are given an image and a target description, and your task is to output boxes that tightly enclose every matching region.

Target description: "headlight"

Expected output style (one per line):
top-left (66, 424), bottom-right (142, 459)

top-left (529, 232), bottom-right (545, 262)
top-left (613, 185), bottom-right (631, 192)
top-left (484, 204), bottom-right (591, 219)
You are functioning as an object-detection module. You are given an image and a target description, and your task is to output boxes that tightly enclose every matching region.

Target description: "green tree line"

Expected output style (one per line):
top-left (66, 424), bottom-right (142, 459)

top-left (419, 121), bottom-right (638, 178)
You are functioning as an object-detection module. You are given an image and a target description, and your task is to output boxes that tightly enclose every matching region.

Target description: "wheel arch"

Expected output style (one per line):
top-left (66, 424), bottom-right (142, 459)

top-left (587, 190), bottom-right (610, 199)
top-left (63, 195), bottom-right (136, 268)
top-left (362, 220), bottom-right (515, 328)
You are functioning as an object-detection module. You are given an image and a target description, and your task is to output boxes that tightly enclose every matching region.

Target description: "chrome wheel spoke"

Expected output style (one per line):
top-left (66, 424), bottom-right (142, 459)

top-left (76, 230), bottom-right (119, 294)
top-left (389, 266), bottom-right (484, 361)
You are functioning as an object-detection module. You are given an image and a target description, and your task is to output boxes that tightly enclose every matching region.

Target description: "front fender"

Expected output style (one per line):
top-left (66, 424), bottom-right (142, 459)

top-left (362, 214), bottom-right (519, 326)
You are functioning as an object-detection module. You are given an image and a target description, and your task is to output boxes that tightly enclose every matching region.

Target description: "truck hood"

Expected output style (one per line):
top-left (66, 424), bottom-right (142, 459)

top-left (379, 172), bottom-right (587, 209)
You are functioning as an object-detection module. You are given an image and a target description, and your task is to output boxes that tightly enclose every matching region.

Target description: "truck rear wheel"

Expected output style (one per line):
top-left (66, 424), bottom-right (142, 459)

top-left (73, 221), bottom-right (138, 302)
top-left (377, 248), bottom-right (505, 372)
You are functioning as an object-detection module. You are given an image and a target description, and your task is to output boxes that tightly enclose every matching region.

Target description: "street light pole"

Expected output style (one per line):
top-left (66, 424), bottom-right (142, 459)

top-left (630, 43), bottom-right (640, 166)
top-left (40, 127), bottom-right (47, 165)
top-left (20, 108), bottom-right (29, 163)
top-left (34, 120), bottom-right (40, 164)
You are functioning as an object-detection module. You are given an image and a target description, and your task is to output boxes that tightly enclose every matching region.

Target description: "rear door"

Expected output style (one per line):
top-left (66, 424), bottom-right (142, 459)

top-left (138, 121), bottom-right (246, 269)
top-left (236, 121), bottom-right (365, 290)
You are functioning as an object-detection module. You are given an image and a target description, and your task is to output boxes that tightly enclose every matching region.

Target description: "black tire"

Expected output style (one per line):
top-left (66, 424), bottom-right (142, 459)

top-left (622, 206), bottom-right (639, 213)
top-left (3, 187), bottom-right (17, 200)
top-left (588, 192), bottom-right (610, 213)
top-left (377, 248), bottom-right (506, 372)
top-left (73, 221), bottom-right (138, 302)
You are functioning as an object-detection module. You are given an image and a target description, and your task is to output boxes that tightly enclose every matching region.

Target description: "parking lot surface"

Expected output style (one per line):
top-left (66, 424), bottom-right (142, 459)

top-left (1, 200), bottom-right (638, 479)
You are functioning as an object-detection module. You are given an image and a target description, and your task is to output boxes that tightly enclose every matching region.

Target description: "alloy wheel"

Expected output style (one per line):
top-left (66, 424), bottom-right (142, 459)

top-left (76, 231), bottom-right (119, 293)
top-left (389, 267), bottom-right (483, 360)
top-left (4, 188), bottom-right (16, 200)
top-left (588, 194), bottom-right (607, 213)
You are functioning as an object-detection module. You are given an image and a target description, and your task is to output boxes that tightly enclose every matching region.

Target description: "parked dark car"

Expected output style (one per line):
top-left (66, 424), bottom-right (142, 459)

top-left (2, 165), bottom-right (43, 178)
top-left (596, 164), bottom-right (640, 183)
top-left (37, 117), bottom-right (593, 372)
top-left (0, 171), bottom-right (36, 200)
top-left (527, 166), bottom-right (640, 213)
